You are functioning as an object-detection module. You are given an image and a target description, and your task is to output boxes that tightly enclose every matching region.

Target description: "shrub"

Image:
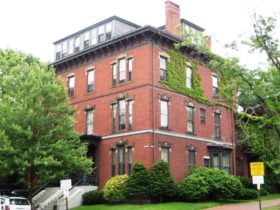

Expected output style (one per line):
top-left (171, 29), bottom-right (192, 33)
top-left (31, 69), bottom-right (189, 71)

top-left (149, 160), bottom-right (177, 202)
top-left (179, 175), bottom-right (209, 201)
top-left (82, 190), bottom-right (105, 205)
top-left (238, 176), bottom-right (254, 189)
top-left (185, 167), bottom-right (243, 200)
top-left (103, 174), bottom-right (128, 203)
top-left (124, 162), bottom-right (150, 199)
top-left (263, 184), bottom-right (279, 194)
top-left (237, 188), bottom-right (258, 200)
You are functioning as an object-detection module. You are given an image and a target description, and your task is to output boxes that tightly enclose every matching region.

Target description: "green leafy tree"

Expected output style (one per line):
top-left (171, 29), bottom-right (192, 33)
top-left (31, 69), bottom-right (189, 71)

top-left (124, 162), bottom-right (150, 199)
top-left (149, 160), bottom-right (177, 202)
top-left (177, 15), bottom-right (280, 183)
top-left (0, 49), bottom-right (92, 196)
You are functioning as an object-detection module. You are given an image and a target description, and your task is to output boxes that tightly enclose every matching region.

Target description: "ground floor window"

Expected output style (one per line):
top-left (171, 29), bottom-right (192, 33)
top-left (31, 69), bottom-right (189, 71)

top-left (210, 150), bottom-right (231, 173)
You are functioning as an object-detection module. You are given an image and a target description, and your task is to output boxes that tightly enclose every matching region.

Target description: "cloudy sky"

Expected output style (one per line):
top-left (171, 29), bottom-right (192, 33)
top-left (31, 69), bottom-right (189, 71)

top-left (0, 0), bottom-right (279, 67)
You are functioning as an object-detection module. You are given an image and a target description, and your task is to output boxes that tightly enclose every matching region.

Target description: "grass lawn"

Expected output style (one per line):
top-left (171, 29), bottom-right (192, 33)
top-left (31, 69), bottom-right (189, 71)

top-left (264, 206), bottom-right (280, 210)
top-left (74, 194), bottom-right (280, 210)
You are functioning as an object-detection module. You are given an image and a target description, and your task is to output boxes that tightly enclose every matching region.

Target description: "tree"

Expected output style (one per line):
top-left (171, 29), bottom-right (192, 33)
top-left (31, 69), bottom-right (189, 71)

top-left (178, 14), bottom-right (280, 183)
top-left (149, 160), bottom-right (177, 202)
top-left (0, 49), bottom-right (92, 196)
top-left (124, 162), bottom-right (150, 199)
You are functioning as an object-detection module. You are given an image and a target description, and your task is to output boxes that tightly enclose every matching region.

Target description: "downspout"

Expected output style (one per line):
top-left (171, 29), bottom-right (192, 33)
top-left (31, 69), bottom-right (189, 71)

top-left (152, 41), bottom-right (156, 165)
top-left (231, 109), bottom-right (236, 175)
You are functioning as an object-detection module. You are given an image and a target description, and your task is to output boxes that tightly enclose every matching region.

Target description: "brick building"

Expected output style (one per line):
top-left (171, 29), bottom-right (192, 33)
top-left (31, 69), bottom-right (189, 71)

top-left (52, 1), bottom-right (237, 188)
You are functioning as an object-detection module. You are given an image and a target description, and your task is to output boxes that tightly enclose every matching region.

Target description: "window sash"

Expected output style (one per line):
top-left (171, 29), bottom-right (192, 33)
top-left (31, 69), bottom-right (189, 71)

top-left (186, 67), bottom-right (192, 88)
top-left (86, 110), bottom-right (93, 135)
top-left (160, 100), bottom-right (168, 128)
top-left (112, 104), bottom-right (117, 131)
top-left (212, 76), bottom-right (219, 97)
top-left (160, 57), bottom-right (167, 81)
top-left (161, 147), bottom-right (169, 163)
top-left (214, 113), bottom-right (221, 138)
top-left (111, 149), bottom-right (116, 176)
top-left (188, 150), bottom-right (196, 168)
top-left (118, 58), bottom-right (126, 82)
top-left (128, 147), bottom-right (133, 174)
top-left (128, 100), bottom-right (133, 129)
top-left (62, 42), bottom-right (68, 58)
top-left (200, 108), bottom-right (206, 123)
top-left (74, 36), bottom-right (80, 52)
top-left (112, 63), bottom-right (117, 86)
top-left (187, 106), bottom-right (194, 133)
top-left (119, 100), bottom-right (126, 130)
top-left (87, 70), bottom-right (94, 92)
top-left (128, 58), bottom-right (132, 81)
top-left (118, 147), bottom-right (125, 175)
top-left (68, 76), bottom-right (75, 97)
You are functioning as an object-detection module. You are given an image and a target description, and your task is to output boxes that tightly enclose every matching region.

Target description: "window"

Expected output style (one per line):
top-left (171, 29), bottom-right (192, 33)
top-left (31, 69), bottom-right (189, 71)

top-left (212, 75), bottom-right (219, 97)
top-left (160, 100), bottom-right (168, 128)
top-left (74, 36), bottom-right (80, 53)
top-left (86, 109), bottom-right (93, 135)
top-left (111, 149), bottom-right (116, 176)
top-left (112, 104), bottom-right (117, 132)
top-left (87, 69), bottom-right (94, 92)
top-left (112, 63), bottom-right (117, 86)
top-left (128, 58), bottom-right (133, 81)
top-left (214, 112), bottom-right (221, 139)
top-left (128, 100), bottom-right (133, 129)
top-left (161, 147), bottom-right (169, 163)
top-left (91, 28), bottom-right (97, 46)
top-left (188, 150), bottom-right (196, 170)
top-left (98, 26), bottom-right (105, 43)
top-left (210, 150), bottom-right (231, 173)
top-left (186, 67), bottom-right (192, 88)
top-left (128, 147), bottom-right (133, 174)
top-left (68, 76), bottom-right (75, 98)
top-left (69, 39), bottom-right (74, 55)
top-left (160, 56), bottom-right (167, 81)
top-left (187, 106), bottom-right (194, 133)
top-left (200, 108), bottom-right (206, 124)
top-left (204, 158), bottom-right (210, 167)
top-left (118, 58), bottom-right (126, 83)
top-left (118, 146), bottom-right (125, 175)
top-left (118, 99), bottom-right (126, 130)
top-left (84, 31), bottom-right (90, 49)
top-left (105, 22), bottom-right (112, 40)
top-left (56, 44), bottom-right (61, 60)
top-left (62, 41), bottom-right (68, 58)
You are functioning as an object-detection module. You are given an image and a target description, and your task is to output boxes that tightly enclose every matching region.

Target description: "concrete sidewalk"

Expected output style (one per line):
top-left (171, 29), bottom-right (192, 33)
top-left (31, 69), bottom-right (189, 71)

top-left (206, 199), bottom-right (280, 210)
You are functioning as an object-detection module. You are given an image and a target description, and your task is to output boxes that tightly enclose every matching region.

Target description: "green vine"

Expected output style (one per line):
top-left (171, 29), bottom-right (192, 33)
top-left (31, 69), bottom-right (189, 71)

top-left (161, 49), bottom-right (214, 105)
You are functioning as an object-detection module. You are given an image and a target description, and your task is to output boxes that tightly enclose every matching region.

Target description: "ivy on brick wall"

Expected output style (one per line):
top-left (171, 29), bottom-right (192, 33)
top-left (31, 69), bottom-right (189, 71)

top-left (160, 49), bottom-right (214, 105)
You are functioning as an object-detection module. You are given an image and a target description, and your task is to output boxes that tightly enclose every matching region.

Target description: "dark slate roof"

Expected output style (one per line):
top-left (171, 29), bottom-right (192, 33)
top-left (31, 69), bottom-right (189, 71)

top-left (53, 16), bottom-right (141, 44)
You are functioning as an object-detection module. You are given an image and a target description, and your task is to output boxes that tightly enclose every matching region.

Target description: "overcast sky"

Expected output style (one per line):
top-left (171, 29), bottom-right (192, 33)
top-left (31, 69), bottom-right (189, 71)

top-left (0, 0), bottom-right (279, 67)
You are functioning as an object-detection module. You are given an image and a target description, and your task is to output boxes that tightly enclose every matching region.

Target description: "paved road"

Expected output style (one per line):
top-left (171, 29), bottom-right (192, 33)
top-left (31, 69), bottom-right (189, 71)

top-left (206, 199), bottom-right (280, 210)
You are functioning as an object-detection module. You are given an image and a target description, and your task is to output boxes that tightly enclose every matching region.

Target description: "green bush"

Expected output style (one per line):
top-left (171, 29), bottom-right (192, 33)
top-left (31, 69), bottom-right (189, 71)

top-left (82, 190), bottom-right (105, 205)
top-left (149, 160), bottom-right (177, 202)
top-left (263, 184), bottom-right (279, 194)
top-left (260, 188), bottom-right (268, 196)
top-left (183, 167), bottom-right (243, 201)
top-left (124, 163), bottom-right (150, 199)
top-left (237, 188), bottom-right (258, 200)
top-left (179, 175), bottom-right (209, 201)
top-left (238, 176), bottom-right (254, 189)
top-left (103, 174), bottom-right (128, 203)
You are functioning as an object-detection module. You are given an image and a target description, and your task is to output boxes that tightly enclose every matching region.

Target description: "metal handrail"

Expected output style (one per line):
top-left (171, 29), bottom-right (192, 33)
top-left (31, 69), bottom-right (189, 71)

top-left (57, 176), bottom-right (86, 200)
top-left (31, 180), bottom-right (52, 198)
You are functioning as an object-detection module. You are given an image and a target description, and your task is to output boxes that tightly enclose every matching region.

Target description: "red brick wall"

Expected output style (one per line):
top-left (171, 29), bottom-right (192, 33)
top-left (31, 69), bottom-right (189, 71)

top-left (56, 41), bottom-right (236, 188)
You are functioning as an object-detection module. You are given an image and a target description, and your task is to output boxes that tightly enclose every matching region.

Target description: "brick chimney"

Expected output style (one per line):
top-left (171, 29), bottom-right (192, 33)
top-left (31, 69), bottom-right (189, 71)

top-left (165, 1), bottom-right (182, 37)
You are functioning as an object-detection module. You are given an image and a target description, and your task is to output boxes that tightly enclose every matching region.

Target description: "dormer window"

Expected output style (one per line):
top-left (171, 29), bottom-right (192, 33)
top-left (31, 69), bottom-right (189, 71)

top-left (74, 36), bottom-right (80, 53)
top-left (56, 44), bottom-right (61, 60)
top-left (91, 28), bottom-right (97, 46)
top-left (62, 42), bottom-right (68, 58)
top-left (105, 22), bottom-right (112, 40)
top-left (98, 26), bottom-right (105, 43)
top-left (69, 39), bottom-right (74, 55)
top-left (84, 31), bottom-right (90, 49)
